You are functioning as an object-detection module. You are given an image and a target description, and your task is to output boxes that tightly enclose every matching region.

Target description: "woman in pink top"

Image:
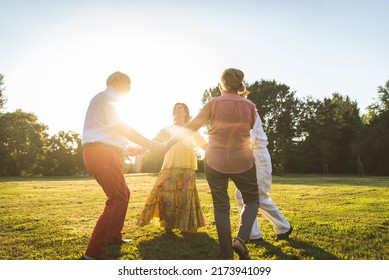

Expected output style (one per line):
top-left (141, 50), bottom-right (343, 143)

top-left (165, 68), bottom-right (259, 260)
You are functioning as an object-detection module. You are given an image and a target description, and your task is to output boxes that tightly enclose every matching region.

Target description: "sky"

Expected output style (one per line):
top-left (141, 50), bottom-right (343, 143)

top-left (1, 0), bottom-right (388, 138)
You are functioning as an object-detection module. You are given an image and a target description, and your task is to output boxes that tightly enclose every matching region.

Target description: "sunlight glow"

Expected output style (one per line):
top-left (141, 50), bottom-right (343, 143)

top-left (5, 11), bottom-right (216, 137)
top-left (3, 1), bottom-right (387, 140)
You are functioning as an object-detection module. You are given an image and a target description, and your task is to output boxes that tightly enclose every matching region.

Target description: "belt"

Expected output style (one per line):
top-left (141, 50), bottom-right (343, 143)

top-left (83, 142), bottom-right (123, 154)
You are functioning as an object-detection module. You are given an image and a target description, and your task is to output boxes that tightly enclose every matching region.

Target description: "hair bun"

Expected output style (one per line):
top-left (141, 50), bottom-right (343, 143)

top-left (221, 68), bottom-right (245, 91)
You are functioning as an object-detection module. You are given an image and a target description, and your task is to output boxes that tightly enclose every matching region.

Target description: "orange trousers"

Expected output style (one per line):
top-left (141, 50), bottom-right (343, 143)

top-left (83, 145), bottom-right (130, 259)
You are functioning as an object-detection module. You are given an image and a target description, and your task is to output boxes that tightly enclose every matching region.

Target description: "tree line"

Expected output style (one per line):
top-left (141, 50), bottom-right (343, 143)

top-left (200, 79), bottom-right (388, 176)
top-left (1, 73), bottom-right (388, 176)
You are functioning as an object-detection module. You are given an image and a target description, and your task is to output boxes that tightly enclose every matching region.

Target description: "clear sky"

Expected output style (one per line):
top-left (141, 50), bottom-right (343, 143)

top-left (1, 0), bottom-right (388, 138)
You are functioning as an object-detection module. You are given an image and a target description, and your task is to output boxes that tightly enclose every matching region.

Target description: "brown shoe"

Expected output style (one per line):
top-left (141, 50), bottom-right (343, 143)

top-left (232, 237), bottom-right (251, 260)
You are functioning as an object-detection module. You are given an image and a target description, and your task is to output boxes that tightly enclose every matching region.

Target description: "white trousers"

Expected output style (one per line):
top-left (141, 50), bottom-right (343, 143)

top-left (235, 148), bottom-right (290, 239)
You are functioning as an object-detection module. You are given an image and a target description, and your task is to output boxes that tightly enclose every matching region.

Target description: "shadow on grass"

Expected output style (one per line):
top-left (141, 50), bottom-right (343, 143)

top-left (250, 239), bottom-right (291, 259)
top-left (137, 231), bottom-right (220, 260)
top-left (288, 238), bottom-right (338, 259)
top-left (251, 238), bottom-right (338, 260)
top-left (106, 244), bottom-right (123, 260)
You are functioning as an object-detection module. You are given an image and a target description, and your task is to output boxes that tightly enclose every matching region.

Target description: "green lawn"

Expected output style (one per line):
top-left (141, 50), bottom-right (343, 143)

top-left (0, 174), bottom-right (388, 260)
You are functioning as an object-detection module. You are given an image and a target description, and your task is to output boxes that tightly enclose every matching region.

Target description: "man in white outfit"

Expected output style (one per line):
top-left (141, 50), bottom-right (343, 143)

top-left (235, 112), bottom-right (293, 241)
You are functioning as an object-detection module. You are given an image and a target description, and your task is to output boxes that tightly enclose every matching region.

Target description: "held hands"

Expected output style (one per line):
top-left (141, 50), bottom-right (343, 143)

top-left (142, 141), bottom-right (168, 156)
top-left (154, 141), bottom-right (174, 154)
top-left (125, 142), bottom-right (168, 158)
top-left (125, 146), bottom-right (145, 157)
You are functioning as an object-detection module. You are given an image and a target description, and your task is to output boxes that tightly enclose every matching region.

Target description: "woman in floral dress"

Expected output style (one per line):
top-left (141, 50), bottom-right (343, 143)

top-left (137, 103), bottom-right (207, 233)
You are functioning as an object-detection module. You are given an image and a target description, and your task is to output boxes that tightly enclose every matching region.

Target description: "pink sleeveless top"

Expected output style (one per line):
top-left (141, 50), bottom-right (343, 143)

top-left (205, 93), bottom-right (256, 173)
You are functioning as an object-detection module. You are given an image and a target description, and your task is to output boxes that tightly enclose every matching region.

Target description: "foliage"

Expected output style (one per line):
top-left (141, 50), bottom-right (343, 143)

top-left (364, 80), bottom-right (389, 121)
top-left (0, 174), bottom-right (387, 260)
top-left (198, 78), bottom-right (389, 175)
top-left (1, 74), bottom-right (388, 176)
top-left (354, 80), bottom-right (389, 175)
top-left (43, 131), bottom-right (86, 176)
top-left (0, 74), bottom-right (86, 176)
top-left (247, 80), bottom-right (303, 173)
top-left (0, 74), bottom-right (6, 113)
top-left (287, 96), bottom-right (322, 172)
top-left (0, 109), bottom-right (48, 176)
top-left (295, 93), bottom-right (362, 173)
top-left (0, 110), bottom-right (85, 176)
top-left (141, 150), bottom-right (164, 173)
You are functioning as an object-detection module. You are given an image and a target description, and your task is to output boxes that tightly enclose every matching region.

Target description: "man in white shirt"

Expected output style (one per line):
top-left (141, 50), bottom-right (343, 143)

top-left (81, 71), bottom-right (164, 260)
top-left (235, 112), bottom-right (292, 242)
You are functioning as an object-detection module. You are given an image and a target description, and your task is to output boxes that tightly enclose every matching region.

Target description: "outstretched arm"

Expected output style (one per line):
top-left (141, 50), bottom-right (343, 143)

top-left (116, 124), bottom-right (165, 153)
top-left (194, 133), bottom-right (208, 151)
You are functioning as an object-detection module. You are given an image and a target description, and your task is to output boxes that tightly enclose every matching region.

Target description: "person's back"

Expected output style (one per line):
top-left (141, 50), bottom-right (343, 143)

top-left (164, 68), bottom-right (260, 259)
top-left (207, 93), bottom-right (256, 174)
top-left (82, 88), bottom-right (128, 149)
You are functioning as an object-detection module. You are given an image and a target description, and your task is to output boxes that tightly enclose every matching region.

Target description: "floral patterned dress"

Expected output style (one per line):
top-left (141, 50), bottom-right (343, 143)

top-left (137, 125), bottom-right (205, 232)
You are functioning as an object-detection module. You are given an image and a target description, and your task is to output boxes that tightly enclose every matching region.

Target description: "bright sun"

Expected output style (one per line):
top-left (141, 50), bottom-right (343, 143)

top-left (116, 95), bottom-right (172, 139)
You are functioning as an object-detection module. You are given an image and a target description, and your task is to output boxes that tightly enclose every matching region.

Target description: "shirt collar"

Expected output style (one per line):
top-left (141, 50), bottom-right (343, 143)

top-left (106, 86), bottom-right (126, 98)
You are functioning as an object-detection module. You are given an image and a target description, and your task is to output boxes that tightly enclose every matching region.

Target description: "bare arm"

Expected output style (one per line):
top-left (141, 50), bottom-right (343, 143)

top-left (194, 133), bottom-right (208, 151)
top-left (116, 124), bottom-right (165, 153)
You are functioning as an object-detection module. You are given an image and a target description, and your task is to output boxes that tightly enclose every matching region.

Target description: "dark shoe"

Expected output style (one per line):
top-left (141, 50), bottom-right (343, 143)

top-left (232, 237), bottom-right (251, 260)
top-left (249, 237), bottom-right (263, 243)
top-left (275, 225), bottom-right (293, 241)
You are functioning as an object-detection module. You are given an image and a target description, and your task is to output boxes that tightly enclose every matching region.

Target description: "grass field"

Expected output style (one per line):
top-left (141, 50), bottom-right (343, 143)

top-left (0, 174), bottom-right (388, 260)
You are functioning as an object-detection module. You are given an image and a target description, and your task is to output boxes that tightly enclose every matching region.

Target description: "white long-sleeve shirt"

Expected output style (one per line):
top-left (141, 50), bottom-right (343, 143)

top-left (250, 112), bottom-right (268, 149)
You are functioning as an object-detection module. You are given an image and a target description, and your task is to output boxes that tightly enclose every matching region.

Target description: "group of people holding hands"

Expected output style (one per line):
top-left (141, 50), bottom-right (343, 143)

top-left (81, 68), bottom-right (292, 260)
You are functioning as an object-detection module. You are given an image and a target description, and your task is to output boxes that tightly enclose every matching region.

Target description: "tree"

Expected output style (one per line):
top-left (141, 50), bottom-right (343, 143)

top-left (287, 96), bottom-right (323, 173)
top-left (43, 131), bottom-right (85, 175)
top-left (355, 80), bottom-right (389, 175)
top-left (141, 150), bottom-right (164, 173)
top-left (247, 80), bottom-right (303, 172)
top-left (296, 93), bottom-right (362, 173)
top-left (200, 86), bottom-right (220, 134)
top-left (0, 109), bottom-right (48, 176)
top-left (0, 74), bottom-right (7, 172)
top-left (362, 79), bottom-right (389, 125)
top-left (0, 74), bottom-right (6, 113)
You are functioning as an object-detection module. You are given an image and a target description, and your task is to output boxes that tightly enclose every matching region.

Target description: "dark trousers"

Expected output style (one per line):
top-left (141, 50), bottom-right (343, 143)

top-left (205, 163), bottom-right (259, 259)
